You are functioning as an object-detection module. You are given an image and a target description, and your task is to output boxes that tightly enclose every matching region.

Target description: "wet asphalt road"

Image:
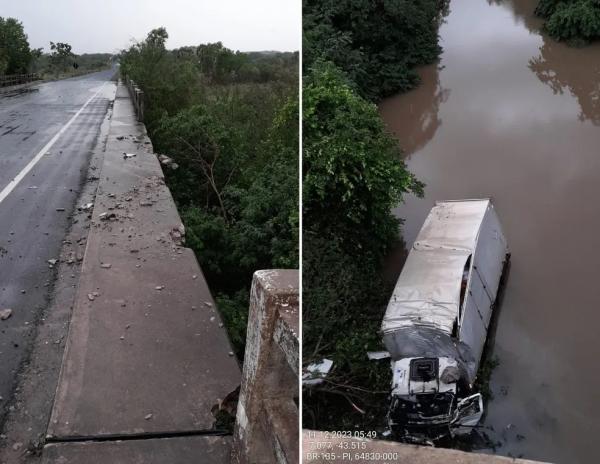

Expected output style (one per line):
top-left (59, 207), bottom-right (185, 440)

top-left (0, 70), bottom-right (116, 420)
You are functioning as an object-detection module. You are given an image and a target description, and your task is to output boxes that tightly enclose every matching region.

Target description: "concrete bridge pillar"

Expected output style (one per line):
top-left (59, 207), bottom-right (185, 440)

top-left (232, 269), bottom-right (299, 464)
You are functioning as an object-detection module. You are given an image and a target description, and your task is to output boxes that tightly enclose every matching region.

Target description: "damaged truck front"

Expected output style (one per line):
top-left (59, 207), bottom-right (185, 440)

top-left (381, 199), bottom-right (509, 442)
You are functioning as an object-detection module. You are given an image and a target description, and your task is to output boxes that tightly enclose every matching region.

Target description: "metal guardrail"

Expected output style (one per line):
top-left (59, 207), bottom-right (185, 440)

top-left (0, 73), bottom-right (39, 88)
top-left (123, 76), bottom-right (145, 122)
top-left (232, 269), bottom-right (299, 464)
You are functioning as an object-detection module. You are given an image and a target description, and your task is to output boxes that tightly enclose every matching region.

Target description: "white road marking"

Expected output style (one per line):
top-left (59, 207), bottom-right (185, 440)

top-left (0, 81), bottom-right (108, 205)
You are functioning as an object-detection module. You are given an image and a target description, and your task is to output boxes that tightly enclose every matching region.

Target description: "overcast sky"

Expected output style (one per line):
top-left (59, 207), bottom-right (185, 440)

top-left (0, 0), bottom-right (299, 54)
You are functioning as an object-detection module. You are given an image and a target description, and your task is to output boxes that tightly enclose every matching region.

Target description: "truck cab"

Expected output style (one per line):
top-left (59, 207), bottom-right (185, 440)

top-left (388, 356), bottom-right (483, 441)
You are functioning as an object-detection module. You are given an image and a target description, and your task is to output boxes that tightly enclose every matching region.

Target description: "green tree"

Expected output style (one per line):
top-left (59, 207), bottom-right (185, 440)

top-left (302, 62), bottom-right (423, 427)
top-left (120, 27), bottom-right (201, 125)
top-left (536, 0), bottom-right (600, 42)
top-left (0, 17), bottom-right (32, 74)
top-left (304, 62), bottom-right (422, 256)
top-left (49, 41), bottom-right (75, 74)
top-left (146, 27), bottom-right (168, 47)
top-left (303, 0), bottom-right (448, 101)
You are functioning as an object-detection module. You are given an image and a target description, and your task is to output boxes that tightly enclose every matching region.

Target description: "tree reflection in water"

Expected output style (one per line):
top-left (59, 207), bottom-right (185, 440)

top-left (379, 63), bottom-right (450, 158)
top-left (493, 0), bottom-right (600, 125)
top-left (529, 38), bottom-right (600, 125)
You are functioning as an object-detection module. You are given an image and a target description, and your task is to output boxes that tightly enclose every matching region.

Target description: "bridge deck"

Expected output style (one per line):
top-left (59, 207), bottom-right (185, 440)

top-left (45, 82), bottom-right (239, 459)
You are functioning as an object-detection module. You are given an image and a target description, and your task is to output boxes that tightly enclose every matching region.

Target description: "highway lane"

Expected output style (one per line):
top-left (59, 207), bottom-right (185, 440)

top-left (0, 70), bottom-right (117, 421)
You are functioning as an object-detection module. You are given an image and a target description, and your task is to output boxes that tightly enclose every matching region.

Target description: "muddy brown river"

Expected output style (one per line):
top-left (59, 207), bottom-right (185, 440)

top-left (380, 0), bottom-right (600, 462)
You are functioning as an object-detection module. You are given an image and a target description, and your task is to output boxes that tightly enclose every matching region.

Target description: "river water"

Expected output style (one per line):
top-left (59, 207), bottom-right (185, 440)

top-left (379, 1), bottom-right (600, 462)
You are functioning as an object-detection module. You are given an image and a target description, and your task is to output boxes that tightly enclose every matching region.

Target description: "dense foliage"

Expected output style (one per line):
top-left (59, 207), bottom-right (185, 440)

top-left (0, 17), bottom-right (32, 75)
top-left (120, 29), bottom-right (298, 357)
top-left (303, 0), bottom-right (447, 100)
top-left (303, 62), bottom-right (424, 429)
top-left (536, 0), bottom-right (600, 42)
top-left (303, 0), bottom-right (446, 430)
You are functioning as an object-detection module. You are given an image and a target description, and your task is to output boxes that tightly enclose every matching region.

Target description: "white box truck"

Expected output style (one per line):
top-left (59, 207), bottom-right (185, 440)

top-left (382, 199), bottom-right (509, 442)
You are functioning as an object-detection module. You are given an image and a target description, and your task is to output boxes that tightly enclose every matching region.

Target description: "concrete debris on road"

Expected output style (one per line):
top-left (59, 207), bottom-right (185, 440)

top-left (56, 208), bottom-right (65, 212)
top-left (155, 286), bottom-right (164, 291)
top-left (48, 259), bottom-right (58, 267)
top-left (144, 413), bottom-right (153, 420)
top-left (100, 263), bottom-right (112, 269)
top-left (79, 203), bottom-right (94, 211)
top-left (99, 212), bottom-right (117, 221)
top-left (170, 224), bottom-right (186, 245)
top-left (157, 154), bottom-right (179, 170)
top-left (123, 153), bottom-right (137, 159)
top-left (0, 308), bottom-right (13, 320)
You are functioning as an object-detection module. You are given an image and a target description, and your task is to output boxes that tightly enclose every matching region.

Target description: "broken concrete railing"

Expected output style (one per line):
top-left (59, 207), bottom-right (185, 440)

top-left (123, 75), bottom-right (145, 122)
top-left (232, 269), bottom-right (299, 464)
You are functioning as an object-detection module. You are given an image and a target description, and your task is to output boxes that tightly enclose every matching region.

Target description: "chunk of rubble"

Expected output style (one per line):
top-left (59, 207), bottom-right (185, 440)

top-left (303, 359), bottom-right (334, 386)
top-left (157, 154), bottom-right (179, 171)
top-left (99, 212), bottom-right (117, 221)
top-left (123, 153), bottom-right (137, 159)
top-left (170, 224), bottom-right (186, 245)
top-left (157, 154), bottom-right (172, 165)
top-left (100, 263), bottom-right (112, 269)
top-left (0, 309), bottom-right (13, 320)
top-left (79, 202), bottom-right (94, 211)
top-left (48, 258), bottom-right (58, 267)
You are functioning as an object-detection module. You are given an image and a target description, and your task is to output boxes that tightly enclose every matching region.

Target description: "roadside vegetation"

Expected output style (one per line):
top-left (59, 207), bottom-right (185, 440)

top-left (0, 16), bottom-right (111, 80)
top-left (535, 0), bottom-right (600, 43)
top-left (302, 0), bottom-right (447, 429)
top-left (119, 28), bottom-right (298, 358)
top-left (0, 17), bottom-right (32, 75)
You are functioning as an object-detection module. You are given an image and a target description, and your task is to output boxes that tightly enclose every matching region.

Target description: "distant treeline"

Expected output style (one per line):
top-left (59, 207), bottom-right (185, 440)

top-left (0, 16), bottom-right (112, 77)
top-left (119, 28), bottom-right (298, 358)
top-left (33, 53), bottom-right (112, 74)
top-left (302, 0), bottom-right (447, 430)
top-left (536, 0), bottom-right (600, 43)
